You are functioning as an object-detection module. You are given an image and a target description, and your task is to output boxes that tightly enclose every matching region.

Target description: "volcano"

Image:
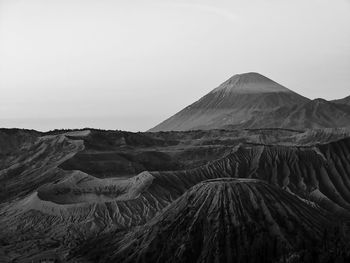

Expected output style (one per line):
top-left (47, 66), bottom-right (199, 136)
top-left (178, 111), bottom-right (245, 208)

top-left (149, 72), bottom-right (309, 131)
top-left (149, 73), bottom-right (350, 131)
top-left (75, 178), bottom-right (333, 263)
top-left (1, 129), bottom-right (350, 262)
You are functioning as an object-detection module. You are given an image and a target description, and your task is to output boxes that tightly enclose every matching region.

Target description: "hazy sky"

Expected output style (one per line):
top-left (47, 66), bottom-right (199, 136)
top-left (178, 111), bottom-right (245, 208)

top-left (1, 0), bottom-right (349, 131)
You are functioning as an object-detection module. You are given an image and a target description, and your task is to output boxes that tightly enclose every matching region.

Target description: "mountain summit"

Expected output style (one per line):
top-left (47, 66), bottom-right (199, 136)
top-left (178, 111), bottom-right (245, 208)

top-left (212, 72), bottom-right (291, 94)
top-left (149, 72), bottom-right (309, 131)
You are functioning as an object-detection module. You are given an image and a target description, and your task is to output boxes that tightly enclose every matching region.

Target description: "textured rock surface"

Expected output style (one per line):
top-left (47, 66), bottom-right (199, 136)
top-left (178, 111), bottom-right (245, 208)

top-left (74, 179), bottom-right (333, 263)
top-left (0, 133), bottom-right (84, 203)
top-left (150, 137), bottom-right (350, 217)
top-left (58, 128), bottom-right (323, 177)
top-left (1, 128), bottom-right (350, 262)
top-left (333, 95), bottom-right (350, 106)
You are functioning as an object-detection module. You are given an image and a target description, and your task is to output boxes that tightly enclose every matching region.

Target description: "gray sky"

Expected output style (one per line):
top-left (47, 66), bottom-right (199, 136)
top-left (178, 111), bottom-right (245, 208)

top-left (1, 0), bottom-right (349, 132)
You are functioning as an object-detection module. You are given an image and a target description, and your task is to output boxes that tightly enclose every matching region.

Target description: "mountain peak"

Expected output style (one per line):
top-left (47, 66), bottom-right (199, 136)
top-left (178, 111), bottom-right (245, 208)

top-left (213, 72), bottom-right (291, 94)
top-left (229, 72), bottom-right (270, 82)
top-left (148, 72), bottom-right (310, 132)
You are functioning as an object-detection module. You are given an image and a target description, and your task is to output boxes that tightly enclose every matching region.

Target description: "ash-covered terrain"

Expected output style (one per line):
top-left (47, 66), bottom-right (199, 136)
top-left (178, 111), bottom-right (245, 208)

top-left (75, 178), bottom-right (334, 263)
top-left (1, 73), bottom-right (350, 263)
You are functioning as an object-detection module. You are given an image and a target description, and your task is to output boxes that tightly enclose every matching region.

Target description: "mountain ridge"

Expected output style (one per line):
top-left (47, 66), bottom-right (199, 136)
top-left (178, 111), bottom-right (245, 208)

top-left (333, 95), bottom-right (350, 106)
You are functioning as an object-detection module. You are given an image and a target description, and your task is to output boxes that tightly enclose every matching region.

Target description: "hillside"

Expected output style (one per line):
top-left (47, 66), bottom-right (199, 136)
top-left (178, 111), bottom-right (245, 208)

top-left (74, 179), bottom-right (333, 263)
top-left (333, 95), bottom-right (350, 106)
top-left (1, 128), bottom-right (350, 261)
top-left (281, 99), bottom-right (350, 129)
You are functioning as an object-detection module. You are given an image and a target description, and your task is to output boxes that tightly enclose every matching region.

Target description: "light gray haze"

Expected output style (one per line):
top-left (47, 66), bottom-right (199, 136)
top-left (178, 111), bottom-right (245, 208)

top-left (0, 0), bottom-right (349, 131)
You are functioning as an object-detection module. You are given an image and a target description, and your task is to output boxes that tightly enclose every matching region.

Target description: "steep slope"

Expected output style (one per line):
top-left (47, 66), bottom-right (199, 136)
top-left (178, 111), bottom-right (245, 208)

top-left (149, 72), bottom-right (309, 131)
top-left (333, 95), bottom-right (350, 106)
top-left (1, 129), bottom-right (350, 262)
top-left (281, 99), bottom-right (350, 129)
top-left (153, 137), bottom-right (350, 217)
top-left (0, 129), bottom-right (40, 157)
top-left (6, 135), bottom-right (350, 234)
top-left (0, 133), bottom-right (85, 202)
top-left (0, 171), bottom-right (168, 262)
top-left (4, 135), bottom-right (350, 258)
top-left (74, 179), bottom-right (333, 263)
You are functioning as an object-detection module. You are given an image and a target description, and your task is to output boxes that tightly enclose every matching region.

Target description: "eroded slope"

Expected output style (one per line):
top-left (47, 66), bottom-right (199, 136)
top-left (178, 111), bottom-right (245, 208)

top-left (1, 128), bottom-right (350, 262)
top-left (74, 179), bottom-right (333, 263)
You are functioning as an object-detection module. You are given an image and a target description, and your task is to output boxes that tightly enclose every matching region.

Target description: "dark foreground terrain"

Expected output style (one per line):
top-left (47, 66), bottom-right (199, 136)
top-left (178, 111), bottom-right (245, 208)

top-left (1, 128), bottom-right (350, 262)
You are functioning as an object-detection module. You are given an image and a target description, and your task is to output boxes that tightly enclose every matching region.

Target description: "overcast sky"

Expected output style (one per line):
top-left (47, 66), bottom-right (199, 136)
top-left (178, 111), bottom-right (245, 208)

top-left (0, 0), bottom-right (349, 131)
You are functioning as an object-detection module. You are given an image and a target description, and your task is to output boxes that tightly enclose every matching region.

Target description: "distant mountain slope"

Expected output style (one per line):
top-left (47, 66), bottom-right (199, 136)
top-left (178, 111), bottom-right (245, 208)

top-left (149, 72), bottom-right (309, 131)
top-left (333, 95), bottom-right (350, 106)
top-left (149, 73), bottom-right (350, 131)
top-left (75, 179), bottom-right (333, 263)
top-left (281, 99), bottom-right (350, 129)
